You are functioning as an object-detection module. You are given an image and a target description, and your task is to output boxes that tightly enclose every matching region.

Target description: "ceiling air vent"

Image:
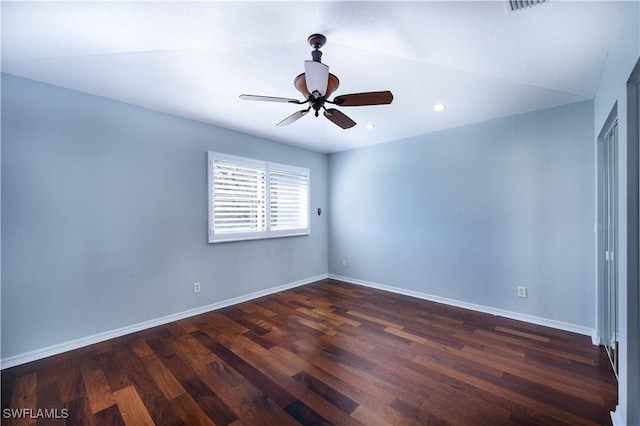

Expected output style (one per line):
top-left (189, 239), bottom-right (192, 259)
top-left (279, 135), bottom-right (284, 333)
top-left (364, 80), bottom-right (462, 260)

top-left (506, 0), bottom-right (548, 12)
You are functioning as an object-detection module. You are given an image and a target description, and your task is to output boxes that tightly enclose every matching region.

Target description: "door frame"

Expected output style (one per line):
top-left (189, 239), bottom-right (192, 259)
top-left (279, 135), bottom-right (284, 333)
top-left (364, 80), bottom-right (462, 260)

top-left (597, 104), bottom-right (619, 375)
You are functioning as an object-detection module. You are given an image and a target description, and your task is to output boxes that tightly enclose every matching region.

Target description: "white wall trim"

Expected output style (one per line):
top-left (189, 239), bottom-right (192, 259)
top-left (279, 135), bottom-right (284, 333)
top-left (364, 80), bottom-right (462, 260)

top-left (329, 274), bottom-right (597, 340)
top-left (0, 274), bottom-right (328, 370)
top-left (610, 406), bottom-right (624, 426)
top-left (2, 272), bottom-right (599, 370)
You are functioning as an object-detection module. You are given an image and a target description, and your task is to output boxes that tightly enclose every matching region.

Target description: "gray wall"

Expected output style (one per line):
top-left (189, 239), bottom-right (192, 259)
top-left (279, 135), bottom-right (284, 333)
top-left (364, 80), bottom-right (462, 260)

top-left (1, 74), bottom-right (328, 359)
top-left (0, 70), bottom-right (613, 373)
top-left (329, 100), bottom-right (595, 328)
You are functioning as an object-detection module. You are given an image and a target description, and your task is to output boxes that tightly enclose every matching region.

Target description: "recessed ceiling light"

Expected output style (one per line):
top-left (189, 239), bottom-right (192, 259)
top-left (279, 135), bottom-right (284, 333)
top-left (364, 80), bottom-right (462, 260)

top-left (433, 103), bottom-right (446, 112)
top-left (365, 123), bottom-right (375, 129)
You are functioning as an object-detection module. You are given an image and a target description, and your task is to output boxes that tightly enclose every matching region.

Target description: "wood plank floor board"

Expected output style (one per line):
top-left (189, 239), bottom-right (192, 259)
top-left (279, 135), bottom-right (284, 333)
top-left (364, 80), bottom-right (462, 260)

top-left (92, 404), bottom-right (125, 426)
top-left (226, 381), bottom-right (299, 426)
top-left (145, 338), bottom-right (174, 359)
top-left (292, 371), bottom-right (359, 415)
top-left (112, 345), bottom-right (160, 398)
top-left (212, 338), bottom-right (306, 398)
top-left (170, 393), bottom-right (215, 426)
top-left (54, 354), bottom-right (86, 404)
top-left (320, 332), bottom-right (417, 372)
top-left (416, 373), bottom-right (513, 426)
top-left (349, 404), bottom-right (396, 426)
top-left (2, 279), bottom-right (617, 425)
top-left (390, 396), bottom-right (450, 425)
top-left (296, 390), bottom-right (364, 426)
top-left (80, 368), bottom-right (116, 414)
top-left (207, 340), bottom-right (298, 408)
top-left (140, 353), bottom-right (186, 400)
top-left (283, 399), bottom-right (331, 426)
top-left (9, 372), bottom-right (38, 426)
top-left (113, 385), bottom-right (155, 426)
top-left (455, 345), bottom-right (609, 404)
top-left (275, 345), bottom-right (401, 409)
top-left (498, 372), bottom-right (610, 424)
top-left (181, 376), bottom-right (239, 426)
top-left (36, 376), bottom-right (65, 426)
top-left (98, 349), bottom-right (135, 394)
top-left (65, 396), bottom-right (95, 426)
top-left (221, 310), bottom-right (273, 336)
top-left (344, 305), bottom-right (402, 329)
top-left (394, 363), bottom-right (569, 426)
top-left (242, 329), bottom-right (279, 349)
top-left (407, 355), bottom-right (602, 426)
top-left (234, 337), bottom-right (301, 378)
top-left (270, 345), bottom-right (400, 407)
top-left (337, 320), bottom-right (415, 349)
top-left (137, 388), bottom-right (185, 426)
top-left (320, 329), bottom-right (377, 354)
top-left (474, 329), bottom-right (597, 365)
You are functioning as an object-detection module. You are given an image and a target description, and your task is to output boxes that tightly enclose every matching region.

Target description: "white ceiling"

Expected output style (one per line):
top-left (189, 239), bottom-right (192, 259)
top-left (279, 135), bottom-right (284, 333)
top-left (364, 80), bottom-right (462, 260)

top-left (1, 1), bottom-right (623, 153)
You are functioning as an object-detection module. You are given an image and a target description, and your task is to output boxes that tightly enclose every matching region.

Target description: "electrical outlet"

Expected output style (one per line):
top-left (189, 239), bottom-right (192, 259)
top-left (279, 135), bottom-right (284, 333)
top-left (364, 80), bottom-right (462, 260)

top-left (341, 259), bottom-right (347, 268)
top-left (517, 286), bottom-right (527, 298)
top-left (193, 282), bottom-right (201, 293)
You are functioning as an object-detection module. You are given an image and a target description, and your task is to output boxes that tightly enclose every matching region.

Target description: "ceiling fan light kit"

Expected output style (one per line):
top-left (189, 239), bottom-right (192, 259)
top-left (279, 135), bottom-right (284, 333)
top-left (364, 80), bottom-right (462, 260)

top-left (240, 34), bottom-right (393, 129)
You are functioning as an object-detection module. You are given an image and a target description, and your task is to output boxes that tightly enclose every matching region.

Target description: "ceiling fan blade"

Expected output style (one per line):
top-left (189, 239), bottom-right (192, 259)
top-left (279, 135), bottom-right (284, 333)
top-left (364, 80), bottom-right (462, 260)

top-left (276, 109), bottom-right (309, 127)
top-left (324, 108), bottom-right (356, 129)
top-left (239, 94), bottom-right (302, 104)
top-left (305, 60), bottom-right (329, 97)
top-left (333, 91), bottom-right (394, 106)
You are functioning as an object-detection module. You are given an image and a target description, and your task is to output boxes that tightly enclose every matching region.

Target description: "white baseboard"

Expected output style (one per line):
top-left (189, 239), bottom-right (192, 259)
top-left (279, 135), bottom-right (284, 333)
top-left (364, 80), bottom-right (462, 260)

top-left (0, 274), bottom-right (329, 370)
top-left (1, 272), bottom-right (598, 369)
top-left (610, 406), bottom-right (623, 426)
top-left (329, 274), bottom-right (596, 339)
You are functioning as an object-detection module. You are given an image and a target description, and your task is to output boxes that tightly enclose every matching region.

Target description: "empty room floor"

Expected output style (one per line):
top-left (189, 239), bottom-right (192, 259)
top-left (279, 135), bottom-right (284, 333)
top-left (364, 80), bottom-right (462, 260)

top-left (1, 279), bottom-right (617, 425)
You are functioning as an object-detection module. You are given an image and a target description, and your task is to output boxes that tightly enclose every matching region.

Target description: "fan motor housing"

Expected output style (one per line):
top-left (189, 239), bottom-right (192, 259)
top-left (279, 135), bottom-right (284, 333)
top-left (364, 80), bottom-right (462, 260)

top-left (294, 73), bottom-right (340, 99)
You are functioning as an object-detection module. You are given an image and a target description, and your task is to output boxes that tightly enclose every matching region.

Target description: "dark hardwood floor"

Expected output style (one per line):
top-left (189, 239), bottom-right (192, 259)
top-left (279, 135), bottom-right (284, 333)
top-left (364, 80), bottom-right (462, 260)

top-left (2, 279), bottom-right (617, 425)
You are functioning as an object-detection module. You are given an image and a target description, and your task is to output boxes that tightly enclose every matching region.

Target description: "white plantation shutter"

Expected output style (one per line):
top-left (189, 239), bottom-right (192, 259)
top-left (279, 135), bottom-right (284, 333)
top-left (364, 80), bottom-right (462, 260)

top-left (208, 152), bottom-right (310, 243)
top-left (269, 165), bottom-right (309, 234)
top-left (209, 154), bottom-right (266, 241)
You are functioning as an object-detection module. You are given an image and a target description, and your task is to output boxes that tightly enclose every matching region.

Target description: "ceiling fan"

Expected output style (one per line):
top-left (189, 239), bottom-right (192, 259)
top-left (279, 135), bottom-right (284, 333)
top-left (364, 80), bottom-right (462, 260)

top-left (239, 34), bottom-right (393, 129)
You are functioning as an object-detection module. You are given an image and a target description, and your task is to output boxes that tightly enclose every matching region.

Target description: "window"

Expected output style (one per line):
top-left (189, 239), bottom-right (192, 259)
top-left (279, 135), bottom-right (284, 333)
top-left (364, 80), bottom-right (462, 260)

top-left (208, 152), bottom-right (309, 243)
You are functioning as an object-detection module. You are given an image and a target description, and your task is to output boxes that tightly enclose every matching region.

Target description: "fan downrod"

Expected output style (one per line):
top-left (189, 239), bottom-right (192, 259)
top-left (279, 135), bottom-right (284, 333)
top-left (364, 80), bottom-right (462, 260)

top-left (308, 33), bottom-right (326, 62)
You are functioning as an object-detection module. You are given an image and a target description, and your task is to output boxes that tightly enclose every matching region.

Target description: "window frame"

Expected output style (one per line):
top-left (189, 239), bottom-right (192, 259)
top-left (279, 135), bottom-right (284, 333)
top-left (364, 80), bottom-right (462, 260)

top-left (208, 152), bottom-right (310, 243)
